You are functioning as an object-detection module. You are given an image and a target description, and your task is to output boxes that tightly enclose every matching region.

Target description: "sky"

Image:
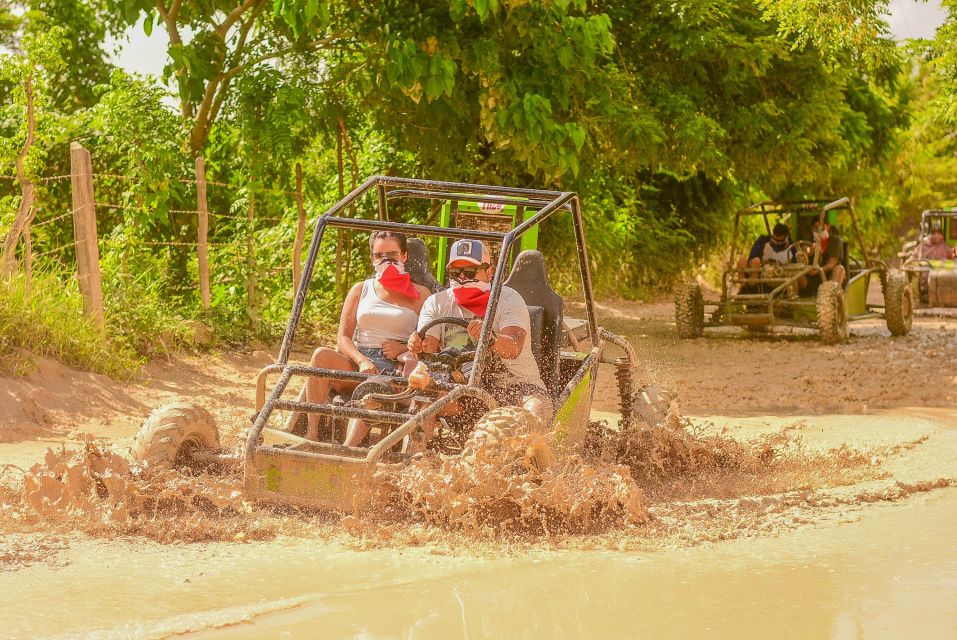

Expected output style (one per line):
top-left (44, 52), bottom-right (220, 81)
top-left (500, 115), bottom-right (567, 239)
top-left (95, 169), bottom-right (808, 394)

top-left (108, 1), bottom-right (951, 82)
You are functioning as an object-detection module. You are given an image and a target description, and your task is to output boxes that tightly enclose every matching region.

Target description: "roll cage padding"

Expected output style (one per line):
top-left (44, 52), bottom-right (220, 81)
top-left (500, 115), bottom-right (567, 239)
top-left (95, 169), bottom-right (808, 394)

top-left (406, 237), bottom-right (444, 294)
top-left (504, 250), bottom-right (563, 394)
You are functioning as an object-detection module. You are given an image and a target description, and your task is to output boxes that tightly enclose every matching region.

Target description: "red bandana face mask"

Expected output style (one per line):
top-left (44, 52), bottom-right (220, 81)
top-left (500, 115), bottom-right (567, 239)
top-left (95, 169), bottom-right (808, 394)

top-left (450, 280), bottom-right (491, 317)
top-left (375, 262), bottom-right (419, 299)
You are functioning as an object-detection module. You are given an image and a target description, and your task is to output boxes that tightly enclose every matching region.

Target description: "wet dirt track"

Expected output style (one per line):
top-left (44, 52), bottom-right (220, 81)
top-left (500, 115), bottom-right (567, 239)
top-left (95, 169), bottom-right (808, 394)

top-left (1, 301), bottom-right (956, 639)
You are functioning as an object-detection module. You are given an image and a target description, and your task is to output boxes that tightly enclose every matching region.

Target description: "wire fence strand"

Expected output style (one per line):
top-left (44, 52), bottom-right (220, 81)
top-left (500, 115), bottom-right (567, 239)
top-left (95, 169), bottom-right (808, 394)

top-left (31, 210), bottom-right (76, 228)
top-left (32, 241), bottom-right (79, 259)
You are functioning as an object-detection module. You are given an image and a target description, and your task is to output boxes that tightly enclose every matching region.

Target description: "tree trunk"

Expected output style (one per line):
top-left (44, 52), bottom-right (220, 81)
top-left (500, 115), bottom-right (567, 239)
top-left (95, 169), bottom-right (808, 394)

top-left (2, 74), bottom-right (37, 277)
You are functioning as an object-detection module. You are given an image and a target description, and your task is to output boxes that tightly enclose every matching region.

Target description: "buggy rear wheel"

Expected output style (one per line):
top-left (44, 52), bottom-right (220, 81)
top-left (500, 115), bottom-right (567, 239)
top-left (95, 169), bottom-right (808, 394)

top-left (674, 281), bottom-right (704, 339)
top-left (131, 403), bottom-right (219, 471)
top-left (816, 281), bottom-right (848, 344)
top-left (883, 269), bottom-right (913, 336)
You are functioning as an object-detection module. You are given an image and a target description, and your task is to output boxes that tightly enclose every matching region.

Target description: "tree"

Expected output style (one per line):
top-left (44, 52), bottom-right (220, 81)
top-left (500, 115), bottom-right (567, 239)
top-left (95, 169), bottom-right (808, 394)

top-left (105, 0), bottom-right (342, 155)
top-left (0, 26), bottom-right (67, 273)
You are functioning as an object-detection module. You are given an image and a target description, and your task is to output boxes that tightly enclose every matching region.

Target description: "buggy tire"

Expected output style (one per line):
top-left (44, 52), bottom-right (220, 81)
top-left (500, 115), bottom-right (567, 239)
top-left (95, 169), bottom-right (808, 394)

top-left (131, 403), bottom-right (219, 471)
top-left (674, 281), bottom-right (704, 339)
top-left (630, 384), bottom-right (677, 427)
top-left (469, 406), bottom-right (553, 473)
top-left (883, 269), bottom-right (913, 336)
top-left (816, 281), bottom-right (848, 345)
top-left (472, 406), bottom-right (542, 441)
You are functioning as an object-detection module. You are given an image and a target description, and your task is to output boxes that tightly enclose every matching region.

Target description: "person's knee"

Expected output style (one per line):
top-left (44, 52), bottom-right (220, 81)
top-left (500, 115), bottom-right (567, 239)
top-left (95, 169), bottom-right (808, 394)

top-left (749, 257), bottom-right (761, 268)
top-left (310, 346), bottom-right (337, 367)
top-left (832, 265), bottom-right (846, 283)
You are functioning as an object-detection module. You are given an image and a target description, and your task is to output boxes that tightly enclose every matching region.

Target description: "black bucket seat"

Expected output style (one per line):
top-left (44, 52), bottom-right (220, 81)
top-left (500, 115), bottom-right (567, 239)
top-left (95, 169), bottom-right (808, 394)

top-left (406, 237), bottom-right (444, 293)
top-left (504, 250), bottom-right (563, 394)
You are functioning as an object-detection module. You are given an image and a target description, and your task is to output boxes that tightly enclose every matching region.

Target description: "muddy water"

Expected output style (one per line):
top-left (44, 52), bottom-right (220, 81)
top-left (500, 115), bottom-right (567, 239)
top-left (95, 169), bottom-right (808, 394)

top-left (9, 488), bottom-right (954, 639)
top-left (2, 409), bottom-right (955, 640)
top-left (196, 491), bottom-right (957, 640)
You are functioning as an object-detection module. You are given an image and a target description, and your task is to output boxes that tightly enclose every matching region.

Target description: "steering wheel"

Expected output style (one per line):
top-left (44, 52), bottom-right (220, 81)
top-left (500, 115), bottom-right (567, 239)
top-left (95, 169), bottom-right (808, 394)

top-left (416, 317), bottom-right (482, 378)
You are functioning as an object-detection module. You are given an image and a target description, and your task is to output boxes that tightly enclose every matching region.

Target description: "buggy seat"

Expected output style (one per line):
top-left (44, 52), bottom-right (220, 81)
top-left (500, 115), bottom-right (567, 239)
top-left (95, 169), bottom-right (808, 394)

top-left (504, 250), bottom-right (563, 394)
top-left (406, 237), bottom-right (443, 293)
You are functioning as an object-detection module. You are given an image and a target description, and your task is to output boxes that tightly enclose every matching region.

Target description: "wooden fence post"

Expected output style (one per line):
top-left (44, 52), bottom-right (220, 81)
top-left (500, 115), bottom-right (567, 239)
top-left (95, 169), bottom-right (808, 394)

top-left (293, 163), bottom-right (306, 294)
top-left (70, 142), bottom-right (104, 327)
top-left (195, 156), bottom-right (211, 309)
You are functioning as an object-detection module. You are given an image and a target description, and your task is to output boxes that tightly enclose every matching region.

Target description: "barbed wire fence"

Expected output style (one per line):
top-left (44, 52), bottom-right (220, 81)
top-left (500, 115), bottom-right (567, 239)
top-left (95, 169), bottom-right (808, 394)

top-left (1, 142), bottom-right (310, 332)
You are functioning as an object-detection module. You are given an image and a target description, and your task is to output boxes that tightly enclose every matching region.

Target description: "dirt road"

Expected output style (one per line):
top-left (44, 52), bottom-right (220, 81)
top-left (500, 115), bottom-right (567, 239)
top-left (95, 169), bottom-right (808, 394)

top-left (1, 303), bottom-right (956, 638)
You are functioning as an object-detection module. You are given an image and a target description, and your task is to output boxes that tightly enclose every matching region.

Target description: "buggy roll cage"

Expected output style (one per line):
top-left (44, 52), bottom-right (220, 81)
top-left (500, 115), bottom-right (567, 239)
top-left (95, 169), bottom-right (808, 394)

top-left (900, 209), bottom-right (957, 264)
top-left (918, 209), bottom-right (957, 236)
top-left (728, 197), bottom-right (873, 274)
top-left (247, 175), bottom-right (598, 460)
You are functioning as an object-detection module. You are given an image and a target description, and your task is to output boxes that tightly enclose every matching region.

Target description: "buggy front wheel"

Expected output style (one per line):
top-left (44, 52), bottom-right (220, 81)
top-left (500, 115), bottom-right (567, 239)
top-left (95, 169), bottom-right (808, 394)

top-left (674, 281), bottom-right (704, 339)
top-left (883, 270), bottom-right (913, 336)
top-left (131, 403), bottom-right (220, 471)
top-left (816, 281), bottom-right (848, 345)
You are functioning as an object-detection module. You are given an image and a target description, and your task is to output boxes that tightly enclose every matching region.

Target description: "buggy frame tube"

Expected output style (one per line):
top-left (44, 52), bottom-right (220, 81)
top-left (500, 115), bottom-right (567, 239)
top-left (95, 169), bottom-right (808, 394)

top-left (366, 385), bottom-right (500, 462)
top-left (260, 176), bottom-right (595, 471)
top-left (278, 175), bottom-right (378, 364)
top-left (246, 367), bottom-right (293, 462)
top-left (384, 189), bottom-right (566, 210)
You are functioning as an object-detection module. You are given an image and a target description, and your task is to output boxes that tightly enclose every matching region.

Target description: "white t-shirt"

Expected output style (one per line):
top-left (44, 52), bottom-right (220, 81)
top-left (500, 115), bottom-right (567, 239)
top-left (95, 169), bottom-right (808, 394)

top-left (417, 286), bottom-right (545, 390)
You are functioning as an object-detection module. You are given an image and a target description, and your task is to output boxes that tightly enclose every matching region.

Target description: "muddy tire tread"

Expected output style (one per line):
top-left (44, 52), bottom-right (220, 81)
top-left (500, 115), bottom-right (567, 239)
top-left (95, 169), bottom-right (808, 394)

top-left (131, 402), bottom-right (219, 469)
top-left (816, 281), bottom-right (848, 345)
top-left (473, 406), bottom-right (539, 439)
top-left (883, 269), bottom-right (913, 336)
top-left (674, 281), bottom-right (704, 339)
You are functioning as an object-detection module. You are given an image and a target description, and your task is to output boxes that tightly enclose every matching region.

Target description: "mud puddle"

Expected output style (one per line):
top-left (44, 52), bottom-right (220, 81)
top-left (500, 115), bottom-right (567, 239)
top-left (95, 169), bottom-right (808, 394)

top-left (1, 409), bottom-right (955, 638)
top-left (7, 488), bottom-right (955, 639)
top-left (189, 489), bottom-right (957, 640)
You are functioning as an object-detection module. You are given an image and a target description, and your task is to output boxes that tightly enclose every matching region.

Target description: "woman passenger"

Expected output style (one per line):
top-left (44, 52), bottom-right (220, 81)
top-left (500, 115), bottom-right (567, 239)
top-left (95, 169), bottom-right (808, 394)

top-left (305, 231), bottom-right (430, 443)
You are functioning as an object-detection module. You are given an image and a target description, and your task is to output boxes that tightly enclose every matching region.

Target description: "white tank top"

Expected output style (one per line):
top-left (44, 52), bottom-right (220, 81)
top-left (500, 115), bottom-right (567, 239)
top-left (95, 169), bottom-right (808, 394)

top-left (353, 279), bottom-right (419, 347)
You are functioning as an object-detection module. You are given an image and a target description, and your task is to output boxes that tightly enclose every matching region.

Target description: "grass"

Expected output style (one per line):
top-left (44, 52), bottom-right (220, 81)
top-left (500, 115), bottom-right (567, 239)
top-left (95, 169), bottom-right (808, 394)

top-left (0, 271), bottom-right (141, 379)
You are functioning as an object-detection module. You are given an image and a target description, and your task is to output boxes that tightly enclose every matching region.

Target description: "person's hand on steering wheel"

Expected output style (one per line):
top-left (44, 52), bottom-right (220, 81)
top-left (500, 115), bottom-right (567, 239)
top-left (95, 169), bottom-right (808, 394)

top-left (407, 331), bottom-right (424, 354)
top-left (466, 319), bottom-right (484, 341)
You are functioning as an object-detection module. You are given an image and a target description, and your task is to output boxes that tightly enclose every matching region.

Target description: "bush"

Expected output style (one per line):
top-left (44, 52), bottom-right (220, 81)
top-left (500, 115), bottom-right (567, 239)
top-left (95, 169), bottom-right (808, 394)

top-left (0, 271), bottom-right (140, 378)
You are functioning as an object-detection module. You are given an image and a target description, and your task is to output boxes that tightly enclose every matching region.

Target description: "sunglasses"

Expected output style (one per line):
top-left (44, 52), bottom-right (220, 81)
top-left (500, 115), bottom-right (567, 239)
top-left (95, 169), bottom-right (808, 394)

top-left (372, 251), bottom-right (401, 261)
top-left (447, 264), bottom-right (490, 280)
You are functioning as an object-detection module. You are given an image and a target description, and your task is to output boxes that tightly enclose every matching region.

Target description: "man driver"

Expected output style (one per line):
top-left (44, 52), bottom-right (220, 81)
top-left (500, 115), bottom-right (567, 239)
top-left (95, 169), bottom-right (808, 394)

top-left (406, 239), bottom-right (552, 421)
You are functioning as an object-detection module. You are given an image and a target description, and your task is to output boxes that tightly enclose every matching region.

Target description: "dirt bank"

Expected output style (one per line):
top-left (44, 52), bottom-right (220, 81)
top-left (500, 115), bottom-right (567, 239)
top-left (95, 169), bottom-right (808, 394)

top-left (592, 301), bottom-right (956, 416)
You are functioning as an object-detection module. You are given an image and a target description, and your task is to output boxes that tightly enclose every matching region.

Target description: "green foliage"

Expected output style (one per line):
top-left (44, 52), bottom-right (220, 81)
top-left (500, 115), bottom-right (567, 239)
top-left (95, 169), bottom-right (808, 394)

top-left (754, 0), bottom-right (897, 67)
top-left (924, 1), bottom-right (957, 123)
top-left (0, 25), bottom-right (68, 177)
top-left (0, 0), bottom-right (949, 377)
top-left (24, 0), bottom-right (116, 111)
top-left (0, 271), bottom-right (140, 378)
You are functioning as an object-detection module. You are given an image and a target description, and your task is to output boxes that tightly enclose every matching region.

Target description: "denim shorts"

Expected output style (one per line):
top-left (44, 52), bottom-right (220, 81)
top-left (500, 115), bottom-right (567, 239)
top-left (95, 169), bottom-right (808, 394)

top-left (357, 347), bottom-right (399, 375)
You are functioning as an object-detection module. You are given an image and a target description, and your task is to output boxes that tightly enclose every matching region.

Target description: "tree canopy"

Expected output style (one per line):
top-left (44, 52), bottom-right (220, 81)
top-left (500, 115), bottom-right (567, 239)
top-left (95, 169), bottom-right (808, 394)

top-left (1, 0), bottom-right (954, 350)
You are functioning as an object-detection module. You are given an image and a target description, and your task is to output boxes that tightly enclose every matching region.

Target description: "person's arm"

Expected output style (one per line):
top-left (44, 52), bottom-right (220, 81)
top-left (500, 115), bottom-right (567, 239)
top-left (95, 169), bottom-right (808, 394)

top-left (821, 237), bottom-right (843, 274)
top-left (336, 282), bottom-right (376, 373)
top-left (748, 237), bottom-right (766, 262)
top-left (466, 290), bottom-right (528, 360)
top-left (466, 320), bottom-right (524, 359)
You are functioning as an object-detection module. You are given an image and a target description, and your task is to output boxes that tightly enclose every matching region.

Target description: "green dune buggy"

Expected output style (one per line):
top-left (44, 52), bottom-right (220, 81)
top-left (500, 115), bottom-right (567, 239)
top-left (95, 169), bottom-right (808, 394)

top-left (675, 198), bottom-right (912, 343)
top-left (130, 176), bottom-right (663, 511)
top-left (897, 209), bottom-right (957, 310)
